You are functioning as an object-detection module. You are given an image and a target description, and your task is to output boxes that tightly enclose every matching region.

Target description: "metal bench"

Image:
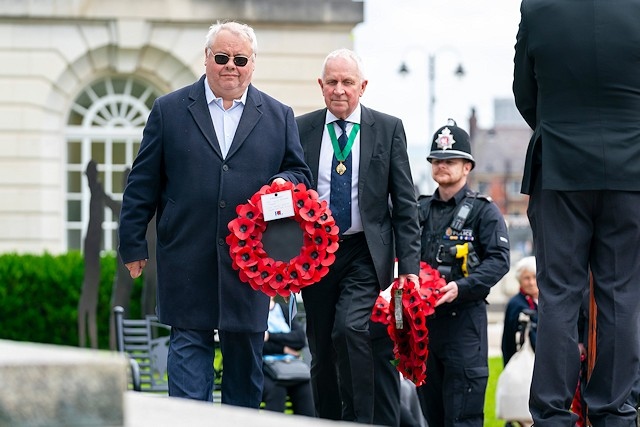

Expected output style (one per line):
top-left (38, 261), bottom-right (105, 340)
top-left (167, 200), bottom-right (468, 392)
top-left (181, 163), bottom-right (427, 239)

top-left (113, 305), bottom-right (222, 401)
top-left (114, 305), bottom-right (170, 393)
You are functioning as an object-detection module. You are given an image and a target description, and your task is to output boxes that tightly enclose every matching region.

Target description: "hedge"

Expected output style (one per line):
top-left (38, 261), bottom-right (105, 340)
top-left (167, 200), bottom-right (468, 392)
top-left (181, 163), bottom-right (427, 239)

top-left (0, 252), bottom-right (142, 350)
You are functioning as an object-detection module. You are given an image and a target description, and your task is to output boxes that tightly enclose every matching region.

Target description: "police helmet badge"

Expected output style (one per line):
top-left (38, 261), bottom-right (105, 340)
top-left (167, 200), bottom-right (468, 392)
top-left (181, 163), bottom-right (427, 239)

top-left (435, 127), bottom-right (456, 150)
top-left (427, 118), bottom-right (476, 169)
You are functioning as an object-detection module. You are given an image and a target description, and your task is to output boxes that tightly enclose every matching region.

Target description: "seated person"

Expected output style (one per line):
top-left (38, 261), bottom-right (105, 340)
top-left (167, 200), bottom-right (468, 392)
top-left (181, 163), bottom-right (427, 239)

top-left (501, 256), bottom-right (538, 427)
top-left (502, 256), bottom-right (538, 366)
top-left (262, 296), bottom-right (314, 416)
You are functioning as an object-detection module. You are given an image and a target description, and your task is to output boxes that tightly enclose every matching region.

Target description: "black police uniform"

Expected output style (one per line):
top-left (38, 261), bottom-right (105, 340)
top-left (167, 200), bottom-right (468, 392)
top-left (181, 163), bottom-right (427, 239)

top-left (415, 120), bottom-right (510, 427)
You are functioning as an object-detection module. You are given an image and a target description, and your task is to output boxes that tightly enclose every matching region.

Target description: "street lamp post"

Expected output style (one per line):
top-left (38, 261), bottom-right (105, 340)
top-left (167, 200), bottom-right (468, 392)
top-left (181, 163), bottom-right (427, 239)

top-left (399, 50), bottom-right (465, 195)
top-left (399, 51), bottom-right (465, 136)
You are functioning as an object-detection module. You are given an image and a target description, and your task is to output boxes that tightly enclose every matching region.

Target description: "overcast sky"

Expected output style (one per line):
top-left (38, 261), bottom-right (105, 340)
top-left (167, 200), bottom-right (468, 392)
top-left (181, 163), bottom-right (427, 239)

top-left (353, 0), bottom-right (522, 147)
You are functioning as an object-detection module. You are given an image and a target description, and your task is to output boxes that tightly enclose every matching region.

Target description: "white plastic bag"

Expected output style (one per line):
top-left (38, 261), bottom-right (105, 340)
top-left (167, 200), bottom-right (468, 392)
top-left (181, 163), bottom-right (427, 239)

top-left (496, 314), bottom-right (535, 424)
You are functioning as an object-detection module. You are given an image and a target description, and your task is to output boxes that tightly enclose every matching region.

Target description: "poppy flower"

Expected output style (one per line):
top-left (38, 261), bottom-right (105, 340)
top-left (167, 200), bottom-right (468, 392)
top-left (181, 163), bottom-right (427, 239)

top-left (320, 251), bottom-right (336, 267)
top-left (226, 234), bottom-right (249, 253)
top-left (371, 296), bottom-right (390, 324)
top-left (228, 217), bottom-right (256, 240)
top-left (267, 261), bottom-right (291, 297)
top-left (233, 246), bottom-right (259, 269)
top-left (236, 203), bottom-right (261, 221)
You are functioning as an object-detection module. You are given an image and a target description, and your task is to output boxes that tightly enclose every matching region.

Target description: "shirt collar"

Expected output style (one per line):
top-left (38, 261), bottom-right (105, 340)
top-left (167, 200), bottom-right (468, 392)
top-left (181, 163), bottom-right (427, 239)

top-left (325, 104), bottom-right (362, 126)
top-left (433, 184), bottom-right (471, 204)
top-left (204, 77), bottom-right (248, 106)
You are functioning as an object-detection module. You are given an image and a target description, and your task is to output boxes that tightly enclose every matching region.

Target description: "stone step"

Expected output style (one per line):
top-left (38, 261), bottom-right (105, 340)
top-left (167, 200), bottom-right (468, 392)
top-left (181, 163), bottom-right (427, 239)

top-left (0, 339), bottom-right (127, 426)
top-left (0, 339), bottom-right (362, 427)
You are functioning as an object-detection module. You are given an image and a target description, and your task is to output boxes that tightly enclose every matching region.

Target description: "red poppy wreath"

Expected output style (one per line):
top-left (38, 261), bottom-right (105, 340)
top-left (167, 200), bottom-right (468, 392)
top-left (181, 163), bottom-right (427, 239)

top-left (371, 261), bottom-right (446, 386)
top-left (226, 181), bottom-right (340, 297)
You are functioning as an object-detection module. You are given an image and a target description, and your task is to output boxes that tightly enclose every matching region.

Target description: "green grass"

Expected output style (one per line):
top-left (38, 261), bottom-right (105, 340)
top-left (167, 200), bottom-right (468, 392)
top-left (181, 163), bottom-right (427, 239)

top-left (485, 356), bottom-right (505, 427)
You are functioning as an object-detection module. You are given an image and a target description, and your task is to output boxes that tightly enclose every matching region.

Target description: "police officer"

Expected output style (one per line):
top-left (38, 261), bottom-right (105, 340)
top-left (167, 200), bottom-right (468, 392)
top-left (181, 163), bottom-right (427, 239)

top-left (415, 119), bottom-right (510, 427)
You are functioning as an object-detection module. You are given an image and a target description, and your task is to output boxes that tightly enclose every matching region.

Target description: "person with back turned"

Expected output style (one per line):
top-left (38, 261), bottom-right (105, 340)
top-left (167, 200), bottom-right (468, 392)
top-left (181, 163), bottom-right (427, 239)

top-left (513, 1), bottom-right (640, 424)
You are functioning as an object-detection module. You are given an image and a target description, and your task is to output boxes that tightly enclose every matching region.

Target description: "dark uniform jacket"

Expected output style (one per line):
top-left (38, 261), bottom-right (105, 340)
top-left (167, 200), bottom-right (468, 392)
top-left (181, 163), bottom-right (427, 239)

top-left (418, 185), bottom-right (510, 311)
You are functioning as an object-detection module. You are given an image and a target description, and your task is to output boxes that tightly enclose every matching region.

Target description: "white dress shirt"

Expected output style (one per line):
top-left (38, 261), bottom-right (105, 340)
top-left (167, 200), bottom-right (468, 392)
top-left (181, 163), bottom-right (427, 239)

top-left (204, 77), bottom-right (247, 158)
top-left (317, 106), bottom-right (363, 234)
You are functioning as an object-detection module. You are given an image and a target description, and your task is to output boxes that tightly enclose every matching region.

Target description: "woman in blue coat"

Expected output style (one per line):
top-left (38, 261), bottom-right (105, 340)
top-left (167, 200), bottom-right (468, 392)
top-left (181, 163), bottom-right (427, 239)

top-left (501, 256), bottom-right (538, 366)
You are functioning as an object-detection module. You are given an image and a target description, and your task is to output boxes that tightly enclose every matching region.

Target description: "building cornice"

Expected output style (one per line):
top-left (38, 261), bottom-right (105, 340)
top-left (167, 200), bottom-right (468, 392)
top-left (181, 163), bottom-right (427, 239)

top-left (0, 0), bottom-right (364, 26)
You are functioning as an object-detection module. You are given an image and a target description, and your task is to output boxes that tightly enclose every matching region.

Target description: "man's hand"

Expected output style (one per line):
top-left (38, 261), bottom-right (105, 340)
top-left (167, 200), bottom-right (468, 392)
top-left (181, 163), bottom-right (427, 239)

top-left (272, 177), bottom-right (286, 186)
top-left (397, 273), bottom-right (419, 289)
top-left (435, 281), bottom-right (459, 306)
top-left (283, 346), bottom-right (301, 357)
top-left (125, 259), bottom-right (147, 279)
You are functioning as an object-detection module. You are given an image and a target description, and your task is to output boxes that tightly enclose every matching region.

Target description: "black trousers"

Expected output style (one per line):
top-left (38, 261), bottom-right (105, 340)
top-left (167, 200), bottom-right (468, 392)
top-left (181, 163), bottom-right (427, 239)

top-left (301, 234), bottom-right (379, 423)
top-left (262, 374), bottom-right (315, 416)
top-left (528, 175), bottom-right (640, 427)
top-left (416, 301), bottom-right (488, 427)
top-left (371, 320), bottom-right (401, 427)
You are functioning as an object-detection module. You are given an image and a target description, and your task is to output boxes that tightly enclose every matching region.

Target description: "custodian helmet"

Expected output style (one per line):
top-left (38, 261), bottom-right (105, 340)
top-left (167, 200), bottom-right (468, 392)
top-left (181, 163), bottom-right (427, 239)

top-left (427, 118), bottom-right (475, 169)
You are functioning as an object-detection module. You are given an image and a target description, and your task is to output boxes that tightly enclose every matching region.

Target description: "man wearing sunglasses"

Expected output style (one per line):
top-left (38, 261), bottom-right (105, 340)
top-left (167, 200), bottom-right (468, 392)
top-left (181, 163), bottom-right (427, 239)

top-left (118, 20), bottom-right (311, 408)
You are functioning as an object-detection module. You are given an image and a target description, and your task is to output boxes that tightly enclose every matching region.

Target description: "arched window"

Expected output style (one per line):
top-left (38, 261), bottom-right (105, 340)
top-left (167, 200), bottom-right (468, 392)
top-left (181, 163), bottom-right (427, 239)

top-left (66, 76), bottom-right (162, 251)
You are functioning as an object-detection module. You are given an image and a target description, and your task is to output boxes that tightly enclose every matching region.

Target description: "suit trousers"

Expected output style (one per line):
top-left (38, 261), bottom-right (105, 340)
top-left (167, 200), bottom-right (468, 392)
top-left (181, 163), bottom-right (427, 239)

top-left (528, 174), bottom-right (640, 427)
top-left (371, 320), bottom-right (401, 427)
top-left (302, 233), bottom-right (380, 423)
top-left (416, 300), bottom-right (488, 427)
top-left (168, 327), bottom-right (264, 408)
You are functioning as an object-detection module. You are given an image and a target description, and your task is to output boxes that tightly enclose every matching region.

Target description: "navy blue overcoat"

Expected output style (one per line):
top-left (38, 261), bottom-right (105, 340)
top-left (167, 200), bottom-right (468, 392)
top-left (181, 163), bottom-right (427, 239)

top-left (119, 76), bottom-right (312, 332)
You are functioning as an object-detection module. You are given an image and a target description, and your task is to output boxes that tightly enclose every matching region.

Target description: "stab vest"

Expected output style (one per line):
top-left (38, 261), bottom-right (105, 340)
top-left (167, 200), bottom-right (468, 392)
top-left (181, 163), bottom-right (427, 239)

top-left (418, 192), bottom-right (487, 281)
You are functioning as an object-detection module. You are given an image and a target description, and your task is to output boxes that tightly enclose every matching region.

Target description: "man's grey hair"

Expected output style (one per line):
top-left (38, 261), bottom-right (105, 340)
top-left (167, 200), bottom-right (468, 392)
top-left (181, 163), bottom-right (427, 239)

top-left (321, 48), bottom-right (366, 80)
top-left (205, 20), bottom-right (258, 55)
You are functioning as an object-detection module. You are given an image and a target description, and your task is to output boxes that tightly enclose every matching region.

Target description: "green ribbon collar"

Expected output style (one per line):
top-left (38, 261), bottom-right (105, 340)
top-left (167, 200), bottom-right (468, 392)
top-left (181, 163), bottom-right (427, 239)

top-left (327, 122), bottom-right (360, 162)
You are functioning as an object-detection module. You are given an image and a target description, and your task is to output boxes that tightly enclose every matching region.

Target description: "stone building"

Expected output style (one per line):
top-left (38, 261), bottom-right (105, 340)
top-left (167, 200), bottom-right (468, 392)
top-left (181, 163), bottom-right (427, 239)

top-left (470, 99), bottom-right (531, 217)
top-left (0, 0), bottom-right (363, 254)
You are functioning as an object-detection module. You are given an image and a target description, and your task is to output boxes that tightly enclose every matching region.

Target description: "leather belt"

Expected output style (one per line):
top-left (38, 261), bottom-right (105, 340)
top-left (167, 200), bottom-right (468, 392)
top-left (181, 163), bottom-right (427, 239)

top-left (338, 232), bottom-right (364, 243)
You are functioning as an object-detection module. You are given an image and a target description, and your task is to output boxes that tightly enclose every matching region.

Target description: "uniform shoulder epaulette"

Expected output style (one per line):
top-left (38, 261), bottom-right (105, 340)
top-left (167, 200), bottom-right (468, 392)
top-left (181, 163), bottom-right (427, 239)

top-left (476, 193), bottom-right (493, 203)
top-left (418, 194), bottom-right (432, 201)
top-left (465, 190), bottom-right (493, 203)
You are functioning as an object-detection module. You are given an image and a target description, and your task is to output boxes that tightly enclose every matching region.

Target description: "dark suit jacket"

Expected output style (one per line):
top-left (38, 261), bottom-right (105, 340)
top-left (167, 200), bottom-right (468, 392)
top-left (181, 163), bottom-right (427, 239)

top-left (119, 76), bottom-right (312, 332)
top-left (296, 106), bottom-right (420, 287)
top-left (514, 0), bottom-right (640, 194)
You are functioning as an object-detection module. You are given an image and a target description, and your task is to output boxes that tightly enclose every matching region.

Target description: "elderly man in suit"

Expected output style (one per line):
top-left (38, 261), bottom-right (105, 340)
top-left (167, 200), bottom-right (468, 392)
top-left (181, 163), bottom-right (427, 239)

top-left (296, 48), bottom-right (421, 425)
top-left (513, 1), bottom-right (640, 425)
top-left (118, 21), bottom-right (311, 407)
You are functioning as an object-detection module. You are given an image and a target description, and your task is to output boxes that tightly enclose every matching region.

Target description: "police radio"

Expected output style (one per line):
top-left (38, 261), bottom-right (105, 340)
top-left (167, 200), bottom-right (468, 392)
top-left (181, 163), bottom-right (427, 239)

top-left (450, 200), bottom-right (473, 231)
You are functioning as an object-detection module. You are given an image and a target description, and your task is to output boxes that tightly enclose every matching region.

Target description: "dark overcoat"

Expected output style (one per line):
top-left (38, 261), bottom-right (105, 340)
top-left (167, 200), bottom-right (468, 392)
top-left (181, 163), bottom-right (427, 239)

top-left (119, 76), bottom-right (312, 332)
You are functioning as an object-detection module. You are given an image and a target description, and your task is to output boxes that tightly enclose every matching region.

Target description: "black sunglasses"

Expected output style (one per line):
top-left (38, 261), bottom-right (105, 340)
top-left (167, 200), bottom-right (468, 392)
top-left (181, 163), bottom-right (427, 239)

top-left (212, 52), bottom-right (250, 67)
